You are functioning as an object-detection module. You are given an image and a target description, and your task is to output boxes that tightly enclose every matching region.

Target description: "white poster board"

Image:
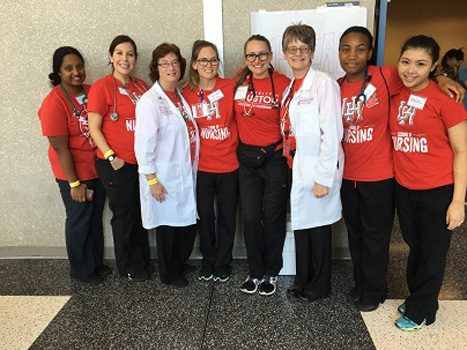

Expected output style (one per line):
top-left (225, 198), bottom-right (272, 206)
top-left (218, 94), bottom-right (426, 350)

top-left (251, 7), bottom-right (367, 80)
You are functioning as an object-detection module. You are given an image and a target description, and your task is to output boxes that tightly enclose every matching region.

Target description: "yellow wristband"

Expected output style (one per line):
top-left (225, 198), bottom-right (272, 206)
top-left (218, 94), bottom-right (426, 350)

top-left (104, 149), bottom-right (115, 159)
top-left (69, 180), bottom-right (81, 188)
top-left (147, 178), bottom-right (158, 186)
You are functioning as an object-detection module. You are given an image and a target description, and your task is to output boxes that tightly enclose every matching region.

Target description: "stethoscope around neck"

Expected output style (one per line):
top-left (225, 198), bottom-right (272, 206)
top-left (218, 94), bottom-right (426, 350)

top-left (339, 67), bottom-right (372, 105)
top-left (110, 75), bottom-right (147, 121)
top-left (244, 67), bottom-right (279, 112)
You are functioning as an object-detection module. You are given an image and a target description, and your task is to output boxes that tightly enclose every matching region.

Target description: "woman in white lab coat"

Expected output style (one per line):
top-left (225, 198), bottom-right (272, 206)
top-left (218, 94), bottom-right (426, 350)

top-left (280, 23), bottom-right (344, 302)
top-left (135, 43), bottom-right (200, 288)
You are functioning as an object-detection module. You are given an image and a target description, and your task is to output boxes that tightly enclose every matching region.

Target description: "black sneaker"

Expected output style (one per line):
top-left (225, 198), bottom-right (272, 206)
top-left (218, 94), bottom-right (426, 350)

top-left (259, 276), bottom-right (277, 296)
top-left (199, 268), bottom-right (214, 281)
top-left (127, 270), bottom-right (148, 282)
top-left (213, 272), bottom-right (230, 283)
top-left (171, 276), bottom-right (188, 288)
top-left (75, 273), bottom-right (103, 285)
top-left (97, 264), bottom-right (112, 276)
top-left (240, 277), bottom-right (261, 294)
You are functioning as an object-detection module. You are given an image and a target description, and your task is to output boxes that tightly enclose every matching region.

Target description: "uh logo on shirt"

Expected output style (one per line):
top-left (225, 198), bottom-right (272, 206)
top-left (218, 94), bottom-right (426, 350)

top-left (397, 101), bottom-right (417, 126)
top-left (342, 96), bottom-right (364, 125)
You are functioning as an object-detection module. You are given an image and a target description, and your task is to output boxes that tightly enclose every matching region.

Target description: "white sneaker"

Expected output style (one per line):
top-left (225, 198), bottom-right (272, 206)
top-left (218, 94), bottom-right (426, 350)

top-left (259, 276), bottom-right (277, 296)
top-left (240, 277), bottom-right (261, 294)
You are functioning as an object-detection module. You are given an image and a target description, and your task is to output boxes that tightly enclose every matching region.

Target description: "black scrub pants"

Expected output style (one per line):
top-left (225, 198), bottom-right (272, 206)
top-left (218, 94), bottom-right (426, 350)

top-left (95, 159), bottom-right (150, 277)
top-left (294, 225), bottom-right (332, 296)
top-left (395, 182), bottom-right (454, 325)
top-left (57, 178), bottom-right (106, 278)
top-left (239, 150), bottom-right (288, 279)
top-left (197, 170), bottom-right (238, 275)
top-left (341, 178), bottom-right (395, 303)
top-left (155, 225), bottom-right (197, 284)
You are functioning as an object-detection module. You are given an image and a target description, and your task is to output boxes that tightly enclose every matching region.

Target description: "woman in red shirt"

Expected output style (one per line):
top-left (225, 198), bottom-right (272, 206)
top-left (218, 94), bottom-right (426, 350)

top-left (338, 26), bottom-right (465, 312)
top-left (390, 35), bottom-right (467, 331)
top-left (183, 40), bottom-right (239, 282)
top-left (38, 46), bottom-right (108, 284)
top-left (235, 35), bottom-right (290, 296)
top-left (88, 35), bottom-right (151, 282)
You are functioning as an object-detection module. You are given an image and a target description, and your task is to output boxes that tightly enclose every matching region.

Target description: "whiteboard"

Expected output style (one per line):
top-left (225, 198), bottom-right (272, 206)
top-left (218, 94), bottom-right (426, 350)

top-left (251, 7), bottom-right (367, 80)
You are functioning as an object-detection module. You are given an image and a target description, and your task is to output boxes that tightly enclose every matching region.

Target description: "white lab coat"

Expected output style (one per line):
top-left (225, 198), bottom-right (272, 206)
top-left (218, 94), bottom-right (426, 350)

top-left (135, 82), bottom-right (200, 229)
top-left (282, 68), bottom-right (344, 231)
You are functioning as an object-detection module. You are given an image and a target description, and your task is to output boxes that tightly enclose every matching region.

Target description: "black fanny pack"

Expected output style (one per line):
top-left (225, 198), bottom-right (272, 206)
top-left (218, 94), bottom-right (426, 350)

top-left (237, 139), bottom-right (282, 168)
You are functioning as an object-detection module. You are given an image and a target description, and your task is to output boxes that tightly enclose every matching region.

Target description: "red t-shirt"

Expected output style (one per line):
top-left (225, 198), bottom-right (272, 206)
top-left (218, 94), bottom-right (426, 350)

top-left (390, 81), bottom-right (467, 189)
top-left (166, 89), bottom-right (198, 165)
top-left (38, 84), bottom-right (98, 181)
top-left (340, 66), bottom-right (403, 181)
top-left (183, 78), bottom-right (239, 173)
top-left (87, 74), bottom-right (148, 164)
top-left (235, 71), bottom-right (290, 146)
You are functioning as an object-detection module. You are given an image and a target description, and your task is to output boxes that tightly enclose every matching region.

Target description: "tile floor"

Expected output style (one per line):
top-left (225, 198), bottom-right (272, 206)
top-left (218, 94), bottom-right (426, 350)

top-left (1, 222), bottom-right (466, 350)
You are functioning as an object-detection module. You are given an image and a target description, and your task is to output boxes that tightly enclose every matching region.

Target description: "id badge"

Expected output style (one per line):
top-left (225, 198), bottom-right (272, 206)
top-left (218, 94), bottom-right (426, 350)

top-left (208, 90), bottom-right (224, 104)
top-left (282, 140), bottom-right (290, 157)
top-left (192, 102), bottom-right (209, 118)
top-left (364, 83), bottom-right (376, 100)
top-left (234, 86), bottom-right (248, 100)
top-left (407, 94), bottom-right (427, 110)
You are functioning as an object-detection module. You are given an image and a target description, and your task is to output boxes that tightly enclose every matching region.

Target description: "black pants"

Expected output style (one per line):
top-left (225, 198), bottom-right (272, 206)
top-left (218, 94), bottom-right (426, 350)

top-left (341, 178), bottom-right (395, 303)
top-left (95, 159), bottom-right (150, 276)
top-left (57, 178), bottom-right (106, 278)
top-left (154, 225), bottom-right (197, 284)
top-left (395, 183), bottom-right (454, 325)
top-left (294, 225), bottom-right (332, 296)
top-left (197, 170), bottom-right (238, 275)
top-left (239, 150), bottom-right (288, 278)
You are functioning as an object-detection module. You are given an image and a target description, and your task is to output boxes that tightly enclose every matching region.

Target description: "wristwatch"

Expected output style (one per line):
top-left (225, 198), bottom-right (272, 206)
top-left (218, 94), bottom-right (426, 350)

top-left (107, 154), bottom-right (116, 162)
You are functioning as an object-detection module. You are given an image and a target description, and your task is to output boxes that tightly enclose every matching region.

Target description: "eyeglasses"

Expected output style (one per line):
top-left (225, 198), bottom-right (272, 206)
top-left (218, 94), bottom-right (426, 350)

top-left (197, 58), bottom-right (220, 66)
top-left (158, 60), bottom-right (181, 68)
top-left (286, 45), bottom-right (312, 54)
top-left (245, 52), bottom-right (270, 62)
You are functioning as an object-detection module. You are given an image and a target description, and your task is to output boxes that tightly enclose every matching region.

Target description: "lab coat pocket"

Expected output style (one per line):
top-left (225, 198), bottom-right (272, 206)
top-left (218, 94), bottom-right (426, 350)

top-left (295, 105), bottom-right (319, 137)
top-left (296, 156), bottom-right (317, 192)
top-left (156, 163), bottom-right (184, 193)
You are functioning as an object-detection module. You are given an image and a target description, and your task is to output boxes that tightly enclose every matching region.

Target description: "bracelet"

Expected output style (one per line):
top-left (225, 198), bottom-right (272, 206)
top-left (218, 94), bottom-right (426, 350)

top-left (147, 178), bottom-right (158, 186)
top-left (69, 180), bottom-right (81, 188)
top-left (104, 149), bottom-right (115, 159)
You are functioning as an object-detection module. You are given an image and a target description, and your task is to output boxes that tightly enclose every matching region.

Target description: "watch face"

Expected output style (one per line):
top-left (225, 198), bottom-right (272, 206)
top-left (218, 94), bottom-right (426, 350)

top-left (107, 155), bottom-right (115, 162)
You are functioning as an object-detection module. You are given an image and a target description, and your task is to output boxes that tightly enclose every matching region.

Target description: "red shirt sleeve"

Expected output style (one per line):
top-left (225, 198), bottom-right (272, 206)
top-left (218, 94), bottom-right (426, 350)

top-left (87, 78), bottom-right (109, 116)
top-left (440, 97), bottom-right (467, 129)
top-left (381, 66), bottom-right (404, 97)
top-left (39, 89), bottom-right (69, 137)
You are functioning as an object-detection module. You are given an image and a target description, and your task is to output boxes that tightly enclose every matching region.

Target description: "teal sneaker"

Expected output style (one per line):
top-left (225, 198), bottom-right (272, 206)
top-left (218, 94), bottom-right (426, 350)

top-left (398, 303), bottom-right (406, 315)
top-left (395, 316), bottom-right (426, 331)
top-left (199, 268), bottom-right (213, 281)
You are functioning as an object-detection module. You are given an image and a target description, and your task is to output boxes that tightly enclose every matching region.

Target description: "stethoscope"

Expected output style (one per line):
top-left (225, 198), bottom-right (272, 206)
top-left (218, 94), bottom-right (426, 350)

top-left (339, 67), bottom-right (371, 105)
top-left (157, 81), bottom-right (190, 121)
top-left (60, 82), bottom-right (87, 117)
top-left (110, 75), bottom-right (147, 121)
top-left (242, 68), bottom-right (279, 116)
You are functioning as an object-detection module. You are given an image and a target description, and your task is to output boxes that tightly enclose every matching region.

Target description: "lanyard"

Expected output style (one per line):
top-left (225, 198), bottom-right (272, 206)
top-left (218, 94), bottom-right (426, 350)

top-left (158, 81), bottom-right (190, 121)
top-left (60, 82), bottom-right (87, 117)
